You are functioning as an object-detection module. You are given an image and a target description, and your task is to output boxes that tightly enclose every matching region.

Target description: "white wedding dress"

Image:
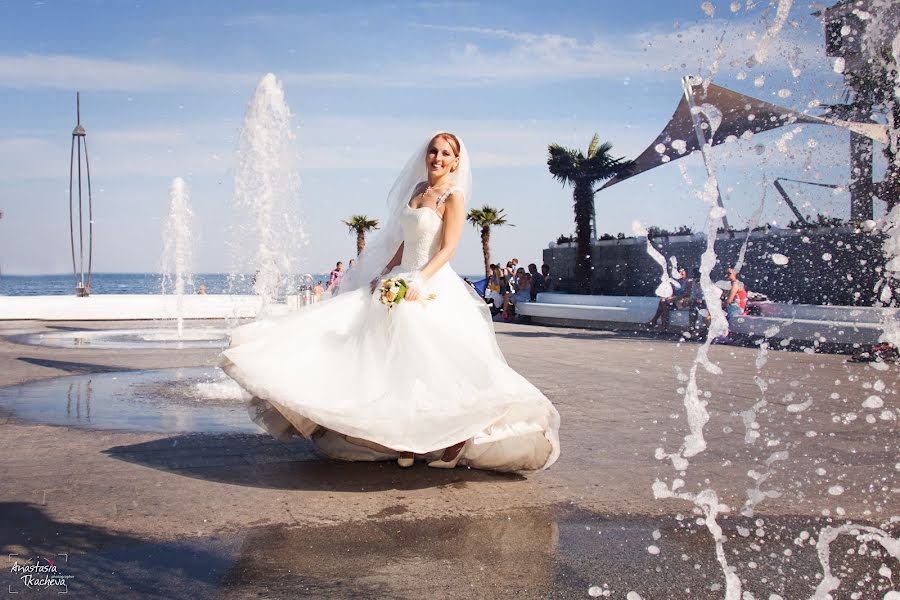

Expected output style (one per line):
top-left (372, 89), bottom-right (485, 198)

top-left (222, 192), bottom-right (560, 472)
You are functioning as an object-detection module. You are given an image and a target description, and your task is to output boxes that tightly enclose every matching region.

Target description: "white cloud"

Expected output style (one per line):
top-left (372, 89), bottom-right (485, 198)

top-left (0, 15), bottom-right (832, 93)
top-left (296, 116), bottom-right (651, 170)
top-left (0, 127), bottom-right (231, 180)
top-left (0, 54), bottom-right (382, 92)
top-left (421, 19), bottom-right (827, 82)
top-left (0, 54), bottom-right (252, 92)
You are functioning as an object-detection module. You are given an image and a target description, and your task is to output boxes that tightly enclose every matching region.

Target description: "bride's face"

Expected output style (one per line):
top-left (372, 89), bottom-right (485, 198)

top-left (425, 137), bottom-right (459, 179)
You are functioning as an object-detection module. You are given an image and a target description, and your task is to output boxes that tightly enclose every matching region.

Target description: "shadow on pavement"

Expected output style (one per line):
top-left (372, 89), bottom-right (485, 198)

top-left (497, 327), bottom-right (687, 344)
top-left (15, 356), bottom-right (131, 374)
top-left (104, 433), bottom-right (523, 492)
top-left (0, 502), bottom-right (234, 599)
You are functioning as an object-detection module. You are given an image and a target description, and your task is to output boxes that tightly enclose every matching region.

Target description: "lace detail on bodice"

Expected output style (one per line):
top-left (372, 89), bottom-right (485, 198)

top-left (435, 186), bottom-right (457, 207)
top-left (399, 206), bottom-right (443, 271)
top-left (399, 185), bottom-right (460, 272)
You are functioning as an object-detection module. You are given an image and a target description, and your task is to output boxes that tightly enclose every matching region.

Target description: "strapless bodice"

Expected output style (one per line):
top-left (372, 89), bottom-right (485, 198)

top-left (399, 205), bottom-right (443, 272)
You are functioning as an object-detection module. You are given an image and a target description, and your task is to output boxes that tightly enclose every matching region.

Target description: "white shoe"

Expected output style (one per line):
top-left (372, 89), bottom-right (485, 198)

top-left (427, 440), bottom-right (471, 469)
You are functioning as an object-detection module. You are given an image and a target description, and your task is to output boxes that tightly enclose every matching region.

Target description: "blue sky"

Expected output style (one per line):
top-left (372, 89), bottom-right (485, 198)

top-left (0, 0), bottom-right (877, 275)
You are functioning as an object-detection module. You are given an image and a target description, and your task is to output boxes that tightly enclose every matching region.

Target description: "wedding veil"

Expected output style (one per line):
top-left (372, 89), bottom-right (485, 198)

top-left (339, 132), bottom-right (472, 294)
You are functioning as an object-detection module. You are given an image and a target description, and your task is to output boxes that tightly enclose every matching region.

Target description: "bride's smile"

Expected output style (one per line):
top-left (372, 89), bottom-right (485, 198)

top-left (427, 138), bottom-right (459, 180)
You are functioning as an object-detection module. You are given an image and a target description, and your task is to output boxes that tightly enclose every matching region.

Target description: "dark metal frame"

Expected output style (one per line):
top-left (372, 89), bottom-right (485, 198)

top-left (69, 92), bottom-right (93, 296)
top-left (772, 177), bottom-right (841, 226)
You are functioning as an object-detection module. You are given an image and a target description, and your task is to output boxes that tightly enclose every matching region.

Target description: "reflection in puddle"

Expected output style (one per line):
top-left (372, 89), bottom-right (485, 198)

top-left (0, 368), bottom-right (258, 434)
top-left (66, 379), bottom-right (93, 424)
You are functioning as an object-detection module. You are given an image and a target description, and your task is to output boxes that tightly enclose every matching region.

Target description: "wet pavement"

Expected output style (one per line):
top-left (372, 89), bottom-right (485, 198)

top-left (0, 319), bottom-right (897, 598)
top-left (7, 324), bottom-right (229, 350)
top-left (3, 498), bottom-right (897, 598)
top-left (0, 368), bottom-right (257, 434)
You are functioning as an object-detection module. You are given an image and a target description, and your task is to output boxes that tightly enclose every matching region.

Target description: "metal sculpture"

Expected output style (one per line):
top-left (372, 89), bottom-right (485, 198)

top-left (69, 92), bottom-right (93, 296)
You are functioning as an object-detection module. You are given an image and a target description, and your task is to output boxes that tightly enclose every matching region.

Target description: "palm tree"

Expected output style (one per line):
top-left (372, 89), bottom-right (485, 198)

top-left (342, 215), bottom-right (379, 256)
top-left (466, 205), bottom-right (512, 277)
top-left (548, 134), bottom-right (633, 294)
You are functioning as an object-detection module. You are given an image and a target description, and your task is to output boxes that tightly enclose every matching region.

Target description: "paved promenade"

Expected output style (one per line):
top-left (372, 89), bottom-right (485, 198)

top-left (0, 320), bottom-right (896, 598)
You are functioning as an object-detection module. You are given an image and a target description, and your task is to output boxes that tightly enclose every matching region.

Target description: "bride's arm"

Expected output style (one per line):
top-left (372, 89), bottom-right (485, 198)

top-left (370, 243), bottom-right (404, 291)
top-left (385, 243), bottom-right (404, 273)
top-left (406, 192), bottom-right (464, 300)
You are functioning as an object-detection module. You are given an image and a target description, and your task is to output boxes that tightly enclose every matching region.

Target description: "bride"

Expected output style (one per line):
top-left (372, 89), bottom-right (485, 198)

top-left (221, 132), bottom-right (560, 472)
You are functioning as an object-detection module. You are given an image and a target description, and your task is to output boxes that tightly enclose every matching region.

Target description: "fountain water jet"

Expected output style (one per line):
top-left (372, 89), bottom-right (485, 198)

top-left (230, 73), bottom-right (303, 316)
top-left (161, 176), bottom-right (194, 338)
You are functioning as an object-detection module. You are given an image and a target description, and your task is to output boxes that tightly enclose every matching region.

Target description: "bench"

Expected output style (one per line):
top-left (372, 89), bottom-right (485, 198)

top-left (516, 293), bottom-right (896, 346)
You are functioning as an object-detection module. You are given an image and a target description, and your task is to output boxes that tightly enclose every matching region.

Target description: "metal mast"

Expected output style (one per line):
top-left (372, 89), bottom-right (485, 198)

top-left (68, 92), bottom-right (94, 296)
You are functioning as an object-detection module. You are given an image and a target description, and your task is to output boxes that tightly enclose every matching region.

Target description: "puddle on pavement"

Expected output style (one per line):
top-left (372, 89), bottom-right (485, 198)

top-left (2, 504), bottom-right (895, 599)
top-left (0, 367), bottom-right (259, 434)
top-left (8, 327), bottom-right (229, 349)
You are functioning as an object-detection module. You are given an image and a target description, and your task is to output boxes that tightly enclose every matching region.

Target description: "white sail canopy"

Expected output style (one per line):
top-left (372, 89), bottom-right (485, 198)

top-left (600, 81), bottom-right (888, 191)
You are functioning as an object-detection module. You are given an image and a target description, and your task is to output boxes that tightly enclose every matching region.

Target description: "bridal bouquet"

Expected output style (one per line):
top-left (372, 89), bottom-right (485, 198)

top-left (378, 277), bottom-right (435, 309)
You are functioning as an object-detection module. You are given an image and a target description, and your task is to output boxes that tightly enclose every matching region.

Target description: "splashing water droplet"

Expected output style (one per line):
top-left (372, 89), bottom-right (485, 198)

top-left (754, 75), bottom-right (766, 87)
top-left (863, 395), bottom-right (884, 409)
top-left (822, 253), bottom-right (832, 261)
top-left (771, 253), bottom-right (789, 265)
top-left (777, 88), bottom-right (792, 98)
top-left (701, 1), bottom-right (715, 17)
top-left (828, 485), bottom-right (844, 496)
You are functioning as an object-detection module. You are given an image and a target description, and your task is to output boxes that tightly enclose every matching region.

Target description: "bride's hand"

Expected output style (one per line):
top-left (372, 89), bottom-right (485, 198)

top-left (405, 283), bottom-right (421, 302)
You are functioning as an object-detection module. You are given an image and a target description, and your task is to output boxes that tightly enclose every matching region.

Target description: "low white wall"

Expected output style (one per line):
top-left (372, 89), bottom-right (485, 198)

top-left (518, 293), bottom-right (898, 345)
top-left (752, 302), bottom-right (888, 324)
top-left (0, 294), bottom-right (293, 321)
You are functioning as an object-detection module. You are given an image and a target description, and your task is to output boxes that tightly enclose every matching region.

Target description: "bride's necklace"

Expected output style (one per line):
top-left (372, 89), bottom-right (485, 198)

top-left (425, 182), bottom-right (450, 193)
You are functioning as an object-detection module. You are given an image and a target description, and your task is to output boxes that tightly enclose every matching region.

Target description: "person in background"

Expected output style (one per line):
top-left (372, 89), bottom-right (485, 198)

top-left (511, 258), bottom-right (520, 277)
top-left (528, 263), bottom-right (545, 302)
top-left (647, 267), bottom-right (691, 330)
top-left (498, 272), bottom-right (511, 315)
top-left (348, 259), bottom-right (356, 271)
top-left (327, 261), bottom-right (344, 295)
top-left (503, 266), bottom-right (531, 319)
top-left (541, 264), bottom-right (554, 292)
top-left (313, 281), bottom-right (324, 303)
top-left (704, 266), bottom-right (747, 344)
top-left (485, 264), bottom-right (505, 314)
top-left (197, 283), bottom-right (207, 295)
top-left (723, 266), bottom-right (747, 322)
top-left (504, 260), bottom-right (515, 279)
